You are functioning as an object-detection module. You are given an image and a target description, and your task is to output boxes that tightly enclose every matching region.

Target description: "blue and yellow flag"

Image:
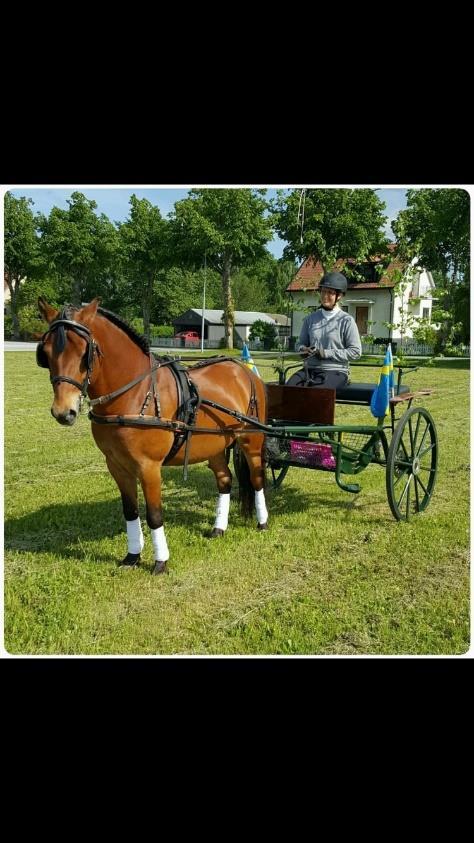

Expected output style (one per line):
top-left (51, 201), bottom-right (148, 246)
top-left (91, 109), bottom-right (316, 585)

top-left (370, 344), bottom-right (394, 418)
top-left (241, 343), bottom-right (260, 377)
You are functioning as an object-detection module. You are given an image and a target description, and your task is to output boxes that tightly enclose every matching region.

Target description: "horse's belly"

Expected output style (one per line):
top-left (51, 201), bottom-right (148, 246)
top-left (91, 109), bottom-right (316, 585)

top-left (164, 431), bottom-right (235, 466)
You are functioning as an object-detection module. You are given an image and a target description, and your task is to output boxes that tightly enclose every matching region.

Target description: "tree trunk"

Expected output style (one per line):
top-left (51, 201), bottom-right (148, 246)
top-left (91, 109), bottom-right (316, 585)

top-left (72, 276), bottom-right (83, 305)
top-left (5, 274), bottom-right (20, 340)
top-left (222, 259), bottom-right (234, 349)
top-left (142, 275), bottom-right (154, 338)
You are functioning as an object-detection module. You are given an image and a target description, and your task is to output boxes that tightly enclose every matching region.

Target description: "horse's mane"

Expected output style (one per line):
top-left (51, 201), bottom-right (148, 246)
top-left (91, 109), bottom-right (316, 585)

top-left (54, 304), bottom-right (150, 355)
top-left (97, 307), bottom-right (150, 355)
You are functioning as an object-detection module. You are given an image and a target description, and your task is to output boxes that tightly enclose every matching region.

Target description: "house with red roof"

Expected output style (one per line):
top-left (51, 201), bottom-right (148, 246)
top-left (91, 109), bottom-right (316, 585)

top-left (286, 246), bottom-right (436, 345)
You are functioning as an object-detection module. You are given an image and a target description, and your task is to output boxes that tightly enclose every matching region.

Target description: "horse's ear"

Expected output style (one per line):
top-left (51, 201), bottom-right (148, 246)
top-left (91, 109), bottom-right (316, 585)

top-left (80, 298), bottom-right (101, 325)
top-left (38, 296), bottom-right (59, 324)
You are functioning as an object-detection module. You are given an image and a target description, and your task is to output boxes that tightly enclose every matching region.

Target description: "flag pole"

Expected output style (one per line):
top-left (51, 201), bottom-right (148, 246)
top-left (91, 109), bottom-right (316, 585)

top-left (201, 252), bottom-right (206, 353)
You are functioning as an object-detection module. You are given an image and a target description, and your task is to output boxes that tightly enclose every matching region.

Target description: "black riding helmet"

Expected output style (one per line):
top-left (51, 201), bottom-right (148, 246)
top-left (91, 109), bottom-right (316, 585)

top-left (319, 272), bottom-right (348, 295)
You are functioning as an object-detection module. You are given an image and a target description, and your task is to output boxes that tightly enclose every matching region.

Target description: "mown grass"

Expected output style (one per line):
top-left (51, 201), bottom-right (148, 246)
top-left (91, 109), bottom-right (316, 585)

top-left (4, 351), bottom-right (470, 655)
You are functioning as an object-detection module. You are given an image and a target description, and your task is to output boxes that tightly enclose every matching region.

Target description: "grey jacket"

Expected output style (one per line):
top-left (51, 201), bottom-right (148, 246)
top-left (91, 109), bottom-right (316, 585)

top-left (298, 308), bottom-right (362, 372)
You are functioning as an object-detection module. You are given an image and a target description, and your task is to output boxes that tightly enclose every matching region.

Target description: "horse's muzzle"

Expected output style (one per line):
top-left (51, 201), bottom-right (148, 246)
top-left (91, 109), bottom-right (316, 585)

top-left (51, 407), bottom-right (78, 426)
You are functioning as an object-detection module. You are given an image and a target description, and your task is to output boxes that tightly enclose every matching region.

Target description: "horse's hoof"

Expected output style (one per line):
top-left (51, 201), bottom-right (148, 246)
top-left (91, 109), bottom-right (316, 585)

top-left (152, 560), bottom-right (168, 575)
top-left (119, 553), bottom-right (141, 567)
top-left (257, 522), bottom-right (268, 531)
top-left (209, 528), bottom-right (225, 538)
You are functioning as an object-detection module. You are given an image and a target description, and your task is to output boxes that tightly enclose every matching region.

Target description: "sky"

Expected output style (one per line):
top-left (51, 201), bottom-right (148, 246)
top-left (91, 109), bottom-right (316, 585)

top-left (6, 186), bottom-right (409, 259)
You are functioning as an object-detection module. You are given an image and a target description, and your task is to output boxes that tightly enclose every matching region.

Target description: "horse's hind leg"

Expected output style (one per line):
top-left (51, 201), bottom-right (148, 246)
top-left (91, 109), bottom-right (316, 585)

top-left (106, 456), bottom-right (144, 566)
top-left (237, 435), bottom-right (269, 530)
top-left (208, 451), bottom-right (233, 538)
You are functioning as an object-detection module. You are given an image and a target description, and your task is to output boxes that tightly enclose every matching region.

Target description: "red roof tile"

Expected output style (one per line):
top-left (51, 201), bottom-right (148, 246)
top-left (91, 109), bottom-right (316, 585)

top-left (286, 246), bottom-right (405, 292)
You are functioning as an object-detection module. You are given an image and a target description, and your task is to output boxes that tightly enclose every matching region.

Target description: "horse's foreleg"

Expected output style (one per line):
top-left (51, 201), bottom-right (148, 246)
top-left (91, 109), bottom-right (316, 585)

top-left (106, 456), bottom-right (143, 566)
top-left (139, 462), bottom-right (169, 574)
top-left (208, 452), bottom-right (233, 538)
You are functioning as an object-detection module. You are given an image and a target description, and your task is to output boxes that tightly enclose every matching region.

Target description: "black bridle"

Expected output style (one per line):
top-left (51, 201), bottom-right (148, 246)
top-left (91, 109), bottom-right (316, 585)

top-left (36, 318), bottom-right (98, 397)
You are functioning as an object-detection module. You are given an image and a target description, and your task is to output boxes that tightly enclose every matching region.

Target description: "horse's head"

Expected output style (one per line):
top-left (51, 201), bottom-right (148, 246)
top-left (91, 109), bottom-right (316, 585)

top-left (37, 296), bottom-right (101, 426)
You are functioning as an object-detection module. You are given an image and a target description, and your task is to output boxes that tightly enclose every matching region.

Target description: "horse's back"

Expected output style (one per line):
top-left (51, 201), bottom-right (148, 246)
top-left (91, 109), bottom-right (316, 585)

top-left (191, 359), bottom-right (266, 422)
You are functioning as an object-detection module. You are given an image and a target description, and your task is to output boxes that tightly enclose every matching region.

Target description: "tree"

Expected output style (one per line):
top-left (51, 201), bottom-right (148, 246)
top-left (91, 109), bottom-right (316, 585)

top-left (152, 266), bottom-right (222, 325)
top-left (4, 192), bottom-right (42, 339)
top-left (118, 195), bottom-right (170, 336)
top-left (38, 192), bottom-right (119, 305)
top-left (271, 188), bottom-right (389, 271)
top-left (265, 258), bottom-right (298, 313)
top-left (170, 189), bottom-right (273, 348)
top-left (392, 189), bottom-right (469, 280)
top-left (392, 189), bottom-right (470, 347)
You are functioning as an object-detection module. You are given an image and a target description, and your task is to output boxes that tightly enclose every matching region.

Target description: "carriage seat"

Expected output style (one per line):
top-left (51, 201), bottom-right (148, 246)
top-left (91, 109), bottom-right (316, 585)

top-left (335, 382), bottom-right (410, 405)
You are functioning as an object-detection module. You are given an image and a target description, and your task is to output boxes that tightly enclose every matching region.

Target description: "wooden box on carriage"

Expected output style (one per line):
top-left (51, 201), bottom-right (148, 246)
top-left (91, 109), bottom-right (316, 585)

top-left (265, 384), bottom-right (335, 425)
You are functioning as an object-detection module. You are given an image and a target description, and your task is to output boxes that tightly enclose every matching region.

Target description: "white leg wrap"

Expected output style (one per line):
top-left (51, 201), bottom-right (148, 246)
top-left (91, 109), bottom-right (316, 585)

top-left (151, 525), bottom-right (169, 562)
top-left (213, 492), bottom-right (230, 531)
top-left (126, 517), bottom-right (144, 554)
top-left (255, 489), bottom-right (268, 525)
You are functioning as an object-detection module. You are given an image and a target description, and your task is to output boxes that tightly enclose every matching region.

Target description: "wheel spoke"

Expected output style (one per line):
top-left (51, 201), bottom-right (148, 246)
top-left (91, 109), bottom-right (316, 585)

top-left (393, 466), bottom-right (411, 487)
top-left (418, 442), bottom-right (436, 458)
top-left (399, 435), bottom-right (411, 461)
top-left (408, 415), bottom-right (415, 455)
top-left (416, 474), bottom-right (429, 496)
top-left (397, 472), bottom-right (413, 509)
top-left (406, 476), bottom-right (411, 519)
top-left (412, 411), bottom-right (422, 451)
top-left (414, 471), bottom-right (420, 510)
top-left (415, 422), bottom-right (430, 458)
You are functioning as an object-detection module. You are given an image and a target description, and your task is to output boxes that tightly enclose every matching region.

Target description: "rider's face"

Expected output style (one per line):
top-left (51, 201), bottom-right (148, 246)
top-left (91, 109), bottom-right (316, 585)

top-left (320, 287), bottom-right (338, 309)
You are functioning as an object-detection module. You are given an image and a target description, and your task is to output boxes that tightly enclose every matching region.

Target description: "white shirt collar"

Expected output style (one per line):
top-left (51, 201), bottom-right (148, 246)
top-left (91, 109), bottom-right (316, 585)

top-left (320, 306), bottom-right (339, 321)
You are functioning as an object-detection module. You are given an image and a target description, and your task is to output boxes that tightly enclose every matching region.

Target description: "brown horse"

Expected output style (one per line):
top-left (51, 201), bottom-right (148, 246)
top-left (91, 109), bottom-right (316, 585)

top-left (36, 297), bottom-right (269, 574)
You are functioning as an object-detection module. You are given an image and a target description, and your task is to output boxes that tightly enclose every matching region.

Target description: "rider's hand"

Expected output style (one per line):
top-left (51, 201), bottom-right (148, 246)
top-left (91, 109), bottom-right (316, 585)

top-left (299, 346), bottom-right (313, 358)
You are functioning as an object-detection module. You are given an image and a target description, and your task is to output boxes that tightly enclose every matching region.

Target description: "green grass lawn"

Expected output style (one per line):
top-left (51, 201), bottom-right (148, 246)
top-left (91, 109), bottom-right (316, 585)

top-left (4, 351), bottom-right (470, 655)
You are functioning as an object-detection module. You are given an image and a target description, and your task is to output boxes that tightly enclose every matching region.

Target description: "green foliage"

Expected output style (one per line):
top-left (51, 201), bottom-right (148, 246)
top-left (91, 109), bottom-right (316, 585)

top-left (170, 189), bottom-right (274, 347)
top-left (152, 265), bottom-right (222, 325)
top-left (248, 319), bottom-right (277, 344)
top-left (393, 188), bottom-right (470, 279)
top-left (4, 315), bottom-right (13, 339)
top-left (4, 192), bottom-right (43, 338)
top-left (18, 304), bottom-right (47, 339)
top-left (152, 325), bottom-right (174, 337)
top-left (231, 268), bottom-right (269, 311)
top-left (412, 322), bottom-right (438, 346)
top-left (271, 188), bottom-right (389, 269)
top-left (393, 189), bottom-right (470, 347)
top-left (117, 195), bottom-right (171, 336)
top-left (266, 259), bottom-right (298, 312)
top-left (37, 192), bottom-right (119, 305)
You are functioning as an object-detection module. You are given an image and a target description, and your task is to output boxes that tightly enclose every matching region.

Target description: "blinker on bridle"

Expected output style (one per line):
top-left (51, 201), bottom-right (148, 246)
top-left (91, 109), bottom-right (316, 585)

top-left (36, 318), bottom-right (98, 398)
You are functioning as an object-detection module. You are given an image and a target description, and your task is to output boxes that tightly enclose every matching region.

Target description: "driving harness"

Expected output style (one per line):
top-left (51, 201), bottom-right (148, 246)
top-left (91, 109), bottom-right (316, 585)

top-left (37, 316), bottom-right (264, 479)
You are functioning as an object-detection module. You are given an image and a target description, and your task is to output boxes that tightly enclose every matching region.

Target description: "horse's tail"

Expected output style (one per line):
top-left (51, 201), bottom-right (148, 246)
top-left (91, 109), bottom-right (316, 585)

top-left (234, 443), bottom-right (259, 520)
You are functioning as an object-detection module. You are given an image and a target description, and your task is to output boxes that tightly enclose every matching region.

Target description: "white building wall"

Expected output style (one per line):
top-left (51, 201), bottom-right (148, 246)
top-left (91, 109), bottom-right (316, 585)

top-left (207, 324), bottom-right (252, 342)
top-left (289, 265), bottom-right (436, 343)
top-left (235, 325), bottom-right (251, 342)
top-left (208, 325), bottom-right (225, 342)
top-left (291, 289), bottom-right (394, 340)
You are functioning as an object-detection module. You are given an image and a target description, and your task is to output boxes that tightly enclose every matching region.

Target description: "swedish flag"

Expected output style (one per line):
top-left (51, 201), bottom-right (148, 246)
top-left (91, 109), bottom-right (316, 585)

top-left (241, 343), bottom-right (260, 377)
top-left (370, 344), bottom-right (394, 418)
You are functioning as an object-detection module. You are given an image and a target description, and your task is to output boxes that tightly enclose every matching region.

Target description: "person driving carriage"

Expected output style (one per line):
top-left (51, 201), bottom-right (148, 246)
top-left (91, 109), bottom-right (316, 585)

top-left (287, 271), bottom-right (362, 389)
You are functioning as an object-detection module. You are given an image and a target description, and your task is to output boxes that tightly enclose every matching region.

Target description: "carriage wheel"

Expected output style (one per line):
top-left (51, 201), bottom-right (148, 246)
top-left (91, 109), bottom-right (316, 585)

top-left (386, 407), bottom-right (438, 521)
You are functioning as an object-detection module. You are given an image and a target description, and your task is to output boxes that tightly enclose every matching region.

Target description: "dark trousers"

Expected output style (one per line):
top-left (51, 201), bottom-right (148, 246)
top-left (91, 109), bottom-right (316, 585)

top-left (286, 367), bottom-right (348, 389)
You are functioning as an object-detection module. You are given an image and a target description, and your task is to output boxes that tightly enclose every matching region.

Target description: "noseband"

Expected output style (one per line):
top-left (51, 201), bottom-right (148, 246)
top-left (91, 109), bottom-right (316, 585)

top-left (36, 318), bottom-right (98, 396)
